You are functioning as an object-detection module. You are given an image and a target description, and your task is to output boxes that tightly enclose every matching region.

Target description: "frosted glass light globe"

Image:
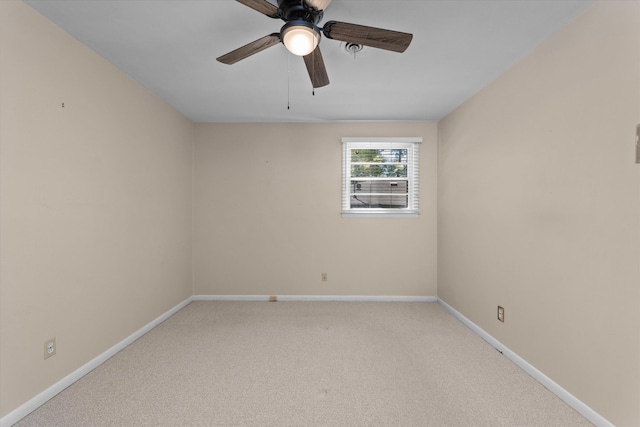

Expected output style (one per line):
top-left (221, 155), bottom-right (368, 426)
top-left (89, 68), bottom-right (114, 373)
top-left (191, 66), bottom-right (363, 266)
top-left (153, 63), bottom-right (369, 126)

top-left (282, 25), bottom-right (319, 56)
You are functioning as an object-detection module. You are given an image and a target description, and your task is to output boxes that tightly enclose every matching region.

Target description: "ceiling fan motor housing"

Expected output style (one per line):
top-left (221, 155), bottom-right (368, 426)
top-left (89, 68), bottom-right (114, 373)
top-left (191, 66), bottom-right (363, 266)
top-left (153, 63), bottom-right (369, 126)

top-left (277, 0), bottom-right (323, 25)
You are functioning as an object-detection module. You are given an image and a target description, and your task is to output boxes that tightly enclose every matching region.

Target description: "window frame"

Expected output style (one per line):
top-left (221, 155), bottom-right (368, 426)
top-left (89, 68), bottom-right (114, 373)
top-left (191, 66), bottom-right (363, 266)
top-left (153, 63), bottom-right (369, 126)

top-left (341, 137), bottom-right (421, 218)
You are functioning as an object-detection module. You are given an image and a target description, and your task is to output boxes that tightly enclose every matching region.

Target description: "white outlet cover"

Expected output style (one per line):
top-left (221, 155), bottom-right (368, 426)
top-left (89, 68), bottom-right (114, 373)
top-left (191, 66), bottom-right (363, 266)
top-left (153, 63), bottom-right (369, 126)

top-left (44, 338), bottom-right (56, 359)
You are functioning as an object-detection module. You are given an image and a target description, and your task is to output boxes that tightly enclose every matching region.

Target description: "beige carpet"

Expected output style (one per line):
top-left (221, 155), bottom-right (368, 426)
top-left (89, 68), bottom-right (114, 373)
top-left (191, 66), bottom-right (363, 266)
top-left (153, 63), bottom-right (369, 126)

top-left (15, 301), bottom-right (592, 426)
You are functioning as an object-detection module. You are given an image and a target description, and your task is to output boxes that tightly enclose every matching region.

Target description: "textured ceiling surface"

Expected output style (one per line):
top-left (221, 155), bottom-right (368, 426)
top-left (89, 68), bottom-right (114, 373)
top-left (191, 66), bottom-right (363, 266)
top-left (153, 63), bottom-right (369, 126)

top-left (25, 0), bottom-right (593, 122)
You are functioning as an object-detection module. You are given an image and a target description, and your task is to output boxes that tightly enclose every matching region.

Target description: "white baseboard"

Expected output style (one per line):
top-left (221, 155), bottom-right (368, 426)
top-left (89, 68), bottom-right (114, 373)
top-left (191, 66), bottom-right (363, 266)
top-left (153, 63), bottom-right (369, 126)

top-left (0, 296), bottom-right (194, 427)
top-left (437, 298), bottom-right (614, 427)
top-left (194, 295), bottom-right (437, 302)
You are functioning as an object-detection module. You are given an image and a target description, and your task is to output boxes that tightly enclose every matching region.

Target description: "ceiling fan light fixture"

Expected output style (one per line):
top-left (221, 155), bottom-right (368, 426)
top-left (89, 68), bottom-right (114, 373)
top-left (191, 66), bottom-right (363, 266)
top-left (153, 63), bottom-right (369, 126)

top-left (281, 21), bottom-right (319, 56)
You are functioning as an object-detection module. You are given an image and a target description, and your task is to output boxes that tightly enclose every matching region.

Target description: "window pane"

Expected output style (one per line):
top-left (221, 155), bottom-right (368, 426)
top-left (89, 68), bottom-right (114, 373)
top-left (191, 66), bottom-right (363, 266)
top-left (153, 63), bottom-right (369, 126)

top-left (351, 149), bottom-right (407, 163)
top-left (351, 164), bottom-right (407, 178)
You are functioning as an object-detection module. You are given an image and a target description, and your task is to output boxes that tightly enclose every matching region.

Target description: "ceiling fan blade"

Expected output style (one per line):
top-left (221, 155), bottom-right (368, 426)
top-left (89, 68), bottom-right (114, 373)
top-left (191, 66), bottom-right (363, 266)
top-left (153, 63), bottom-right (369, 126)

top-left (235, 0), bottom-right (280, 18)
top-left (322, 21), bottom-right (413, 53)
top-left (303, 46), bottom-right (330, 88)
top-left (217, 34), bottom-right (281, 65)
top-left (305, 0), bottom-right (332, 11)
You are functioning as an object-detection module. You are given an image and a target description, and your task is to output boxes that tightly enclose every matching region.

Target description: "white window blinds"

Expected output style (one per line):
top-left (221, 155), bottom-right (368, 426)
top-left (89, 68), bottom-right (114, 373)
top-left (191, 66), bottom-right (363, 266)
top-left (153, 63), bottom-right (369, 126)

top-left (342, 137), bottom-right (421, 218)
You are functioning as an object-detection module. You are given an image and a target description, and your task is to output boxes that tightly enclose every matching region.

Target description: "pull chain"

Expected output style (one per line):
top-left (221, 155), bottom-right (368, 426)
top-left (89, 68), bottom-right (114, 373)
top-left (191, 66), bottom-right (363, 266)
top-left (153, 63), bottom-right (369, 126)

top-left (312, 49), bottom-right (315, 96)
top-left (287, 53), bottom-right (291, 110)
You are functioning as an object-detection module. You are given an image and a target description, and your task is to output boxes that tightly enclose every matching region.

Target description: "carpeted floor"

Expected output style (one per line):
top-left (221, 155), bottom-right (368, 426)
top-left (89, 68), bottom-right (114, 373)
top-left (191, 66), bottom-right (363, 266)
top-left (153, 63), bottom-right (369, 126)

top-left (15, 301), bottom-right (593, 426)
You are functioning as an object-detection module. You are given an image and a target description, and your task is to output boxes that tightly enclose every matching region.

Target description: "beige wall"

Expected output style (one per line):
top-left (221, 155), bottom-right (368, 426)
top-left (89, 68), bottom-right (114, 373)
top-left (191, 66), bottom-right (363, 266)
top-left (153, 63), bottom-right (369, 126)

top-left (0, 1), bottom-right (194, 417)
top-left (438, 2), bottom-right (640, 426)
top-left (194, 122), bottom-right (437, 297)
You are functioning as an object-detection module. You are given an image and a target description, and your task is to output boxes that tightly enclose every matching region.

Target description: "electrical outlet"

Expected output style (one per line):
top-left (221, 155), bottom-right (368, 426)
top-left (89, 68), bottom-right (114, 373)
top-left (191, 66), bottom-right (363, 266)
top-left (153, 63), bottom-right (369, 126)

top-left (321, 273), bottom-right (327, 282)
top-left (497, 306), bottom-right (505, 323)
top-left (44, 337), bottom-right (56, 359)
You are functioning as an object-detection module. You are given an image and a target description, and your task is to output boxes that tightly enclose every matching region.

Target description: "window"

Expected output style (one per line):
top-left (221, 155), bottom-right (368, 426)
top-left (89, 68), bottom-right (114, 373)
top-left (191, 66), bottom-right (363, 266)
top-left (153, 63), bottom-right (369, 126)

top-left (342, 137), bottom-right (421, 218)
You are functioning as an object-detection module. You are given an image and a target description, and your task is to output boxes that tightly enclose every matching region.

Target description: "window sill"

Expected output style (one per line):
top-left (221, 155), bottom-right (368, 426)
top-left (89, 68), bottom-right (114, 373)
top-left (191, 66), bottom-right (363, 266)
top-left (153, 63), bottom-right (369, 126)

top-left (341, 212), bottom-right (419, 219)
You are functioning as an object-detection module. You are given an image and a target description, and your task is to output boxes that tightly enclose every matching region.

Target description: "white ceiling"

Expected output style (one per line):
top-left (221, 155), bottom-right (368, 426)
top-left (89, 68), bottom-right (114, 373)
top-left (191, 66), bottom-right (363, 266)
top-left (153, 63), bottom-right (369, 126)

top-left (25, 0), bottom-right (594, 123)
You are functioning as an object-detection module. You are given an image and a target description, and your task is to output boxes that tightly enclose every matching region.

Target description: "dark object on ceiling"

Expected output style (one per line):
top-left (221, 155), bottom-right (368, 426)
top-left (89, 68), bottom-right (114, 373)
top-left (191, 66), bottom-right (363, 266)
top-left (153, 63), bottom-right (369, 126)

top-left (217, 0), bottom-right (413, 88)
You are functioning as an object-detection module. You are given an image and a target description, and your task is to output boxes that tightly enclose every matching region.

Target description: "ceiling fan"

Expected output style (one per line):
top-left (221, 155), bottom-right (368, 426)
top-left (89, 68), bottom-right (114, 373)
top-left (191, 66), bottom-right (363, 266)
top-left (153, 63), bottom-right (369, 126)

top-left (216, 0), bottom-right (413, 88)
